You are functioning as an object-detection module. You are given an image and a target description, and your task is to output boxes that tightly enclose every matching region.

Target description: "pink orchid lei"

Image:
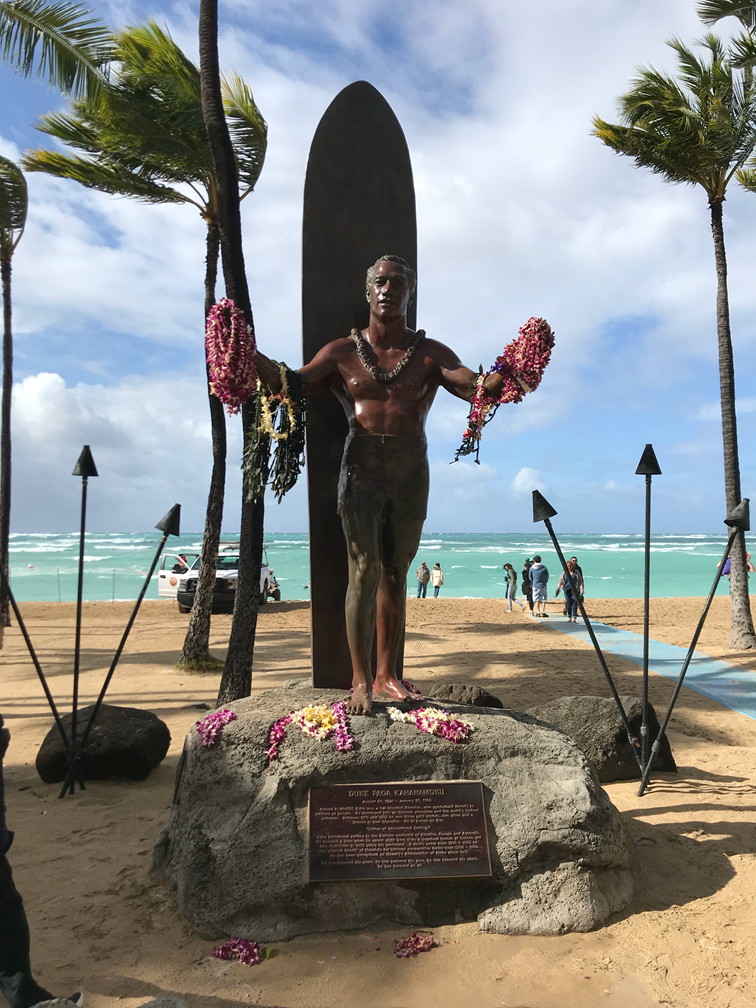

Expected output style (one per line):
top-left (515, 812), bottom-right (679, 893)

top-left (394, 932), bottom-right (436, 958)
top-left (213, 937), bottom-right (266, 966)
top-left (266, 701), bottom-right (354, 763)
top-left (454, 316), bottom-right (555, 463)
top-left (386, 706), bottom-right (473, 744)
top-left (195, 708), bottom-right (237, 747)
top-left (206, 298), bottom-right (258, 414)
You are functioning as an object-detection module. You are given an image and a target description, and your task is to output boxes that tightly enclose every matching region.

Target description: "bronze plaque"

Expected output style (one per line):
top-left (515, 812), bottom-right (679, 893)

top-left (308, 780), bottom-right (492, 881)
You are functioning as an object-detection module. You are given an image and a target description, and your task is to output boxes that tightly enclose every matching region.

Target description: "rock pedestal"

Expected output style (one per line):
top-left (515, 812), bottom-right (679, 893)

top-left (151, 686), bottom-right (635, 940)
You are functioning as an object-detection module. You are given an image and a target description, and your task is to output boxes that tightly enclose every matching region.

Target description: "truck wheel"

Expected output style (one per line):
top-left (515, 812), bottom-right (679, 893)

top-left (272, 588), bottom-right (281, 602)
top-left (177, 600), bottom-right (192, 614)
top-left (259, 581), bottom-right (268, 605)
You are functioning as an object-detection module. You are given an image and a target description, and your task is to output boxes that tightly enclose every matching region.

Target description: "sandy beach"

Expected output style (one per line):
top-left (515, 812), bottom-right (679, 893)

top-left (2, 595), bottom-right (756, 1008)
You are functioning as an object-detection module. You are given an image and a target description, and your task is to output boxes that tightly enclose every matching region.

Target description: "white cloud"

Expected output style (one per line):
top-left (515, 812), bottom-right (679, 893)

top-left (511, 467), bottom-right (546, 496)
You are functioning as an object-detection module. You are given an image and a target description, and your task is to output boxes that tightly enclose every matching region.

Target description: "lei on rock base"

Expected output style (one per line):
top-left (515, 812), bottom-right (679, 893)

top-left (267, 702), bottom-right (354, 763)
top-left (387, 706), bottom-right (473, 743)
top-left (454, 316), bottom-right (555, 463)
top-left (195, 708), bottom-right (237, 747)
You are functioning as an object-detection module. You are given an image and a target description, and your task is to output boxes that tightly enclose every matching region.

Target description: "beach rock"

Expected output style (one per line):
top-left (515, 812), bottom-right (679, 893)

top-left (36, 703), bottom-right (171, 783)
top-left (151, 686), bottom-right (634, 940)
top-left (423, 683), bottom-right (504, 708)
top-left (527, 695), bottom-right (677, 783)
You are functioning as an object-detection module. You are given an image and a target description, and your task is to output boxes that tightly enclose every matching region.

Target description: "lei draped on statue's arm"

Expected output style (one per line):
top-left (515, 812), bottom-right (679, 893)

top-left (205, 298), bottom-right (306, 502)
top-left (453, 316), bottom-right (555, 464)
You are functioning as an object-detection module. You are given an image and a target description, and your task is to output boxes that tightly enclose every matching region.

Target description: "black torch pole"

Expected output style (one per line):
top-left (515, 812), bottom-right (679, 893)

top-left (638, 499), bottom-right (749, 796)
top-left (532, 491), bottom-right (642, 770)
top-left (635, 445), bottom-right (662, 771)
top-left (63, 446), bottom-right (98, 797)
top-left (58, 505), bottom-right (181, 798)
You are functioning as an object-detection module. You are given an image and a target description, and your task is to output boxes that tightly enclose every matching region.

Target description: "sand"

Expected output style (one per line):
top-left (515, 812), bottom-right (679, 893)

top-left (2, 595), bottom-right (756, 1008)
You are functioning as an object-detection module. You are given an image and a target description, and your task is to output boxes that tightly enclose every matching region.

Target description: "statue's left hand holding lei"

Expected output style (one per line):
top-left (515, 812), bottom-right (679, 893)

top-left (453, 316), bottom-right (555, 463)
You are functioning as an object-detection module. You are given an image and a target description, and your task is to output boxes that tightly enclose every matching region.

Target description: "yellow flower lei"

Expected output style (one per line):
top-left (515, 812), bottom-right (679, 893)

top-left (258, 364), bottom-right (299, 441)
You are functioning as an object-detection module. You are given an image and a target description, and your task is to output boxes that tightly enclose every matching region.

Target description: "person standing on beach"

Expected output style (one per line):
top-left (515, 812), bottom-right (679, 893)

top-left (503, 563), bottom-right (524, 612)
top-left (556, 559), bottom-right (583, 623)
top-left (416, 561), bottom-right (431, 598)
top-left (430, 563), bottom-right (444, 598)
top-left (528, 555), bottom-right (549, 618)
top-left (521, 559), bottom-right (534, 613)
top-left (255, 254), bottom-right (515, 715)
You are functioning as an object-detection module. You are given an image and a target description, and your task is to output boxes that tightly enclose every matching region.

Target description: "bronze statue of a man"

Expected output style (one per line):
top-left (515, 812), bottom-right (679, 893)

top-left (256, 255), bottom-right (506, 715)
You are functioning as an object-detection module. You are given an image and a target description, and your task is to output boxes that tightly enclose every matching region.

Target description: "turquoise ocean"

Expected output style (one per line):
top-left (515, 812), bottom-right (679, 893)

top-left (5, 531), bottom-right (742, 603)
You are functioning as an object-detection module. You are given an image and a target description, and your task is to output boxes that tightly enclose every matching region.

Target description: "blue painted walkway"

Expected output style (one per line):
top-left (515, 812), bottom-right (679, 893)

top-left (542, 614), bottom-right (756, 721)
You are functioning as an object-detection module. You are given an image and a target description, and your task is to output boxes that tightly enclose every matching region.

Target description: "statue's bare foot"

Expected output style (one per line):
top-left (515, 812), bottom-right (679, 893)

top-left (345, 684), bottom-right (372, 716)
top-left (372, 676), bottom-right (420, 703)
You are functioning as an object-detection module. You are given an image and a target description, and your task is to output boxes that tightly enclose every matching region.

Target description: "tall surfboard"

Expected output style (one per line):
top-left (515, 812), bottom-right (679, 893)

top-left (302, 81), bottom-right (417, 689)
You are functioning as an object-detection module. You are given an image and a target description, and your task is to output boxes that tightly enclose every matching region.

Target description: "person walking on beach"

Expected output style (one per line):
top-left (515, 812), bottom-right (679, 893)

top-left (430, 563), bottom-right (444, 598)
top-left (521, 559), bottom-right (534, 613)
top-left (562, 555), bottom-right (584, 614)
top-left (416, 561), bottom-right (431, 598)
top-left (503, 563), bottom-right (524, 612)
top-left (556, 559), bottom-right (583, 623)
top-left (528, 555), bottom-right (549, 618)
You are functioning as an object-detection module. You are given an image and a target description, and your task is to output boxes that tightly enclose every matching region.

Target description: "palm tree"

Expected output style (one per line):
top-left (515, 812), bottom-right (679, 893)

top-left (0, 156), bottom-right (27, 626)
top-left (699, 3), bottom-right (756, 73)
top-left (0, 0), bottom-right (111, 95)
top-left (594, 34), bottom-right (756, 648)
top-left (199, 0), bottom-right (265, 704)
top-left (22, 21), bottom-right (267, 666)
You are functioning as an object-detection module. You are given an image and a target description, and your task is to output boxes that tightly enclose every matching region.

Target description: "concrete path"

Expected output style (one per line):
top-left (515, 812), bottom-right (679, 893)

top-left (539, 613), bottom-right (756, 720)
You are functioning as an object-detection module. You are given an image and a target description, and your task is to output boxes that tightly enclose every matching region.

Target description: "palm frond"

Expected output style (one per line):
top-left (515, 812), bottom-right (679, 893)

top-left (0, 155), bottom-right (28, 257)
top-left (736, 164), bottom-right (756, 186)
top-left (222, 72), bottom-right (267, 195)
top-left (698, 0), bottom-right (756, 30)
top-left (729, 31), bottom-right (756, 66)
top-left (21, 147), bottom-right (195, 205)
top-left (0, 0), bottom-right (113, 96)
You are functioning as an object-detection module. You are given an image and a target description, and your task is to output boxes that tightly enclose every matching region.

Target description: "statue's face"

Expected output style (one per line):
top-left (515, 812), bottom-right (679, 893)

top-left (367, 260), bottom-right (411, 319)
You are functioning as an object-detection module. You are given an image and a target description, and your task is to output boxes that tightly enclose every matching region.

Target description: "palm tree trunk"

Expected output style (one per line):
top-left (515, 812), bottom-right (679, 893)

top-left (178, 220), bottom-right (226, 666)
top-left (710, 199), bottom-right (755, 648)
top-left (199, 0), bottom-right (263, 701)
top-left (0, 257), bottom-right (12, 626)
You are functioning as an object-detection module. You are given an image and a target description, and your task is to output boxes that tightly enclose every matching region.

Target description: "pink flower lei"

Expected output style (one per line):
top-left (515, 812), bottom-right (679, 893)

top-left (206, 298), bottom-right (258, 414)
top-left (454, 316), bottom-right (555, 463)
top-left (195, 708), bottom-right (237, 747)
top-left (394, 932), bottom-right (436, 958)
top-left (213, 937), bottom-right (266, 966)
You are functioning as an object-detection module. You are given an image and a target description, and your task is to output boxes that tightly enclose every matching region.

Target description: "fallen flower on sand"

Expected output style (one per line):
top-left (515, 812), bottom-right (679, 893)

top-left (213, 937), bottom-right (266, 965)
top-left (394, 932), bottom-right (436, 958)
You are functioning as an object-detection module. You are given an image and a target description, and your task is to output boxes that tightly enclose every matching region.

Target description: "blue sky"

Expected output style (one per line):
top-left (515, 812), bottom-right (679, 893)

top-left (1, 0), bottom-right (755, 535)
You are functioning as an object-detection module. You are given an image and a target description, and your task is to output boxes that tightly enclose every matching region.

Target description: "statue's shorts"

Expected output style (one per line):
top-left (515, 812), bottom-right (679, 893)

top-left (337, 432), bottom-right (429, 528)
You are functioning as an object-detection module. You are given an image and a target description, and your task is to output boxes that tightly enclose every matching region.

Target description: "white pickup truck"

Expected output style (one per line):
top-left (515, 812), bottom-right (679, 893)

top-left (157, 542), bottom-right (279, 613)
